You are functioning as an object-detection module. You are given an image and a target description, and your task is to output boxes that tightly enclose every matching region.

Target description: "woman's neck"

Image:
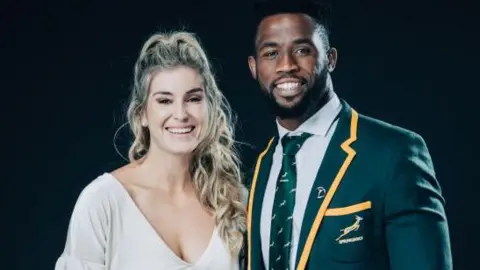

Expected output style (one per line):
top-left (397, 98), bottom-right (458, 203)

top-left (138, 148), bottom-right (193, 194)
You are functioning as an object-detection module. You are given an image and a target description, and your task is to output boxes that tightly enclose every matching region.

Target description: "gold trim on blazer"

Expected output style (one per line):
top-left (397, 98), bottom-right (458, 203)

top-left (296, 109), bottom-right (359, 269)
top-left (247, 137), bottom-right (275, 270)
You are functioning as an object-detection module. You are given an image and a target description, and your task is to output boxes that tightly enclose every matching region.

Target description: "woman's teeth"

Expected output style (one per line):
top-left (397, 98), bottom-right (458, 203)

top-left (166, 127), bottom-right (193, 134)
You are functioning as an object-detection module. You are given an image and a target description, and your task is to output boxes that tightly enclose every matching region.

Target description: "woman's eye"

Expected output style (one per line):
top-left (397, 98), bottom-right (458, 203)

top-left (189, 96), bottom-right (202, 103)
top-left (156, 99), bottom-right (171, 104)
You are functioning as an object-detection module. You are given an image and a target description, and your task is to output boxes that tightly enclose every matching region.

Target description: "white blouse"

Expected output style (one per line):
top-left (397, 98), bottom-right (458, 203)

top-left (55, 173), bottom-right (240, 270)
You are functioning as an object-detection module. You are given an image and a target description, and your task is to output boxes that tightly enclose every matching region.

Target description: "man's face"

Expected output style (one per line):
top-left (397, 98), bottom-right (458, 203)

top-left (248, 13), bottom-right (335, 119)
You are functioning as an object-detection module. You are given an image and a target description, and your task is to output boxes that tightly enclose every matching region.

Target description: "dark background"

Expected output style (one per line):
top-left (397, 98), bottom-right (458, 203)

top-left (3, 0), bottom-right (477, 269)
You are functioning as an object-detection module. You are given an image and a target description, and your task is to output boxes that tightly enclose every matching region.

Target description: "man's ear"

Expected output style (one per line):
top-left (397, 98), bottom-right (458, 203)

top-left (248, 56), bottom-right (257, 79)
top-left (327, 47), bottom-right (338, 72)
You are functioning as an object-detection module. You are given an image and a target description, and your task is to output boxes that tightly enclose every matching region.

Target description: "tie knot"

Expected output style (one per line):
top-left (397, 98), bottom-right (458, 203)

top-left (281, 132), bottom-right (312, 156)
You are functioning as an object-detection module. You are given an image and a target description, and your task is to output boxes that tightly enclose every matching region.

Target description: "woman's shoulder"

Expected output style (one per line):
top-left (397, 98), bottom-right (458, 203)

top-left (240, 185), bottom-right (249, 207)
top-left (80, 173), bottom-right (117, 198)
top-left (71, 173), bottom-right (121, 214)
top-left (79, 163), bottom-right (136, 203)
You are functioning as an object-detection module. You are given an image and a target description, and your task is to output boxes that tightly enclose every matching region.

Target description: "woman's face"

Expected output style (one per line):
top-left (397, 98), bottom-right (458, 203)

top-left (142, 66), bottom-right (207, 156)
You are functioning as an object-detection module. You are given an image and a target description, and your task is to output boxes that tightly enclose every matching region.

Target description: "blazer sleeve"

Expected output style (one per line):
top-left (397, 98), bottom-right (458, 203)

top-left (55, 185), bottom-right (111, 270)
top-left (384, 133), bottom-right (453, 270)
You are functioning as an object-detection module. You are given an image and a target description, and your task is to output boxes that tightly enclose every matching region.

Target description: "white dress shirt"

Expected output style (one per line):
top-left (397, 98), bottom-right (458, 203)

top-left (260, 94), bottom-right (342, 270)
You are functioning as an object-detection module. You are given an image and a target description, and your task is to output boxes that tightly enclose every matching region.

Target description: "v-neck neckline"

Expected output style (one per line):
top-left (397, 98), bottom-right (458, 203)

top-left (106, 173), bottom-right (217, 266)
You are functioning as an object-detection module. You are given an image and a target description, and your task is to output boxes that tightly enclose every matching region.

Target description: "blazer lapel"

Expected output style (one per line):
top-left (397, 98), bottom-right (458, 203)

top-left (247, 136), bottom-right (278, 270)
top-left (295, 100), bottom-right (359, 269)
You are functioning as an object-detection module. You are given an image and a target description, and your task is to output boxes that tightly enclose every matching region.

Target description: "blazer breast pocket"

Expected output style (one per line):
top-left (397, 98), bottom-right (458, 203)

top-left (321, 201), bottom-right (373, 263)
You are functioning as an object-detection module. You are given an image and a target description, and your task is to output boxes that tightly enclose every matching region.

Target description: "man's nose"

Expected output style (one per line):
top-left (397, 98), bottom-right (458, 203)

top-left (276, 53), bottom-right (299, 73)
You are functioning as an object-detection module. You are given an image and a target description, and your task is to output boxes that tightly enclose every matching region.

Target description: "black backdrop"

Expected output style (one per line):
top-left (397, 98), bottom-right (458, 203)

top-left (4, 0), bottom-right (477, 269)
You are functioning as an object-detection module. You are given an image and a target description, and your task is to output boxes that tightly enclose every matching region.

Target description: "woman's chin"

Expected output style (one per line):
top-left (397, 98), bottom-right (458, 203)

top-left (163, 142), bottom-right (199, 156)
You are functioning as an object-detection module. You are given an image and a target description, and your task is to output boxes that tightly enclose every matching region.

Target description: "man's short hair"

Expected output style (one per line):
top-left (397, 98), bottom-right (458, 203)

top-left (252, 0), bottom-right (332, 54)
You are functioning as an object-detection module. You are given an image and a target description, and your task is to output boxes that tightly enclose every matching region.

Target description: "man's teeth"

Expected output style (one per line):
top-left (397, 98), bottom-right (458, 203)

top-left (167, 127), bottom-right (193, 134)
top-left (276, 82), bottom-right (300, 90)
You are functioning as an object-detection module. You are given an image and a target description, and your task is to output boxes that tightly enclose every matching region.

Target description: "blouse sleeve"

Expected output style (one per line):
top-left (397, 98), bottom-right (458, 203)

top-left (55, 182), bottom-right (111, 270)
top-left (241, 186), bottom-right (249, 209)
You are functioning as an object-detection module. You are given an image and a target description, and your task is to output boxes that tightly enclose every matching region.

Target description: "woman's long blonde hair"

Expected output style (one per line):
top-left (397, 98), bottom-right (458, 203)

top-left (125, 30), bottom-right (246, 256)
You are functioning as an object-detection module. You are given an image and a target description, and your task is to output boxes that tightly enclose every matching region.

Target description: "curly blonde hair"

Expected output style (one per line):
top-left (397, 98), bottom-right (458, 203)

top-left (125, 30), bottom-right (246, 256)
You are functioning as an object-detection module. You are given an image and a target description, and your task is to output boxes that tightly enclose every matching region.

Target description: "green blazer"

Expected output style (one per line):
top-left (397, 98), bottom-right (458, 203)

top-left (245, 100), bottom-right (452, 270)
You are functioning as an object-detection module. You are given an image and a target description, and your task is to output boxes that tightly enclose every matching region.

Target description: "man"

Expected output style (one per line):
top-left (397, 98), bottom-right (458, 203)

top-left (244, 0), bottom-right (453, 269)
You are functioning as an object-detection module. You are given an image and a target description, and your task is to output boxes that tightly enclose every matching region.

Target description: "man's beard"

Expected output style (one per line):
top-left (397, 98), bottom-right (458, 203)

top-left (258, 67), bottom-right (329, 120)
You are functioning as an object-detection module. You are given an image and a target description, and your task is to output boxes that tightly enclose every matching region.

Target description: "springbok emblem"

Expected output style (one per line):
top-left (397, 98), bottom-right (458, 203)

top-left (336, 215), bottom-right (363, 241)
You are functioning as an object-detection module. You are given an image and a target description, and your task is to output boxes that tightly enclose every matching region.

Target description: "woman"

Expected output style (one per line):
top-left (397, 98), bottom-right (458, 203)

top-left (55, 31), bottom-right (247, 269)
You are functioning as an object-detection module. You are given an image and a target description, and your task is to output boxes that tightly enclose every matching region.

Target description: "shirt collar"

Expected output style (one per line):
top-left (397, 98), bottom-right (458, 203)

top-left (276, 93), bottom-right (342, 138)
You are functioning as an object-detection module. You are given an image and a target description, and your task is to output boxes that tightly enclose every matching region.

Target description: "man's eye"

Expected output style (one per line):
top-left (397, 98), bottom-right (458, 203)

top-left (296, 47), bottom-right (311, 55)
top-left (263, 51), bottom-right (278, 58)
